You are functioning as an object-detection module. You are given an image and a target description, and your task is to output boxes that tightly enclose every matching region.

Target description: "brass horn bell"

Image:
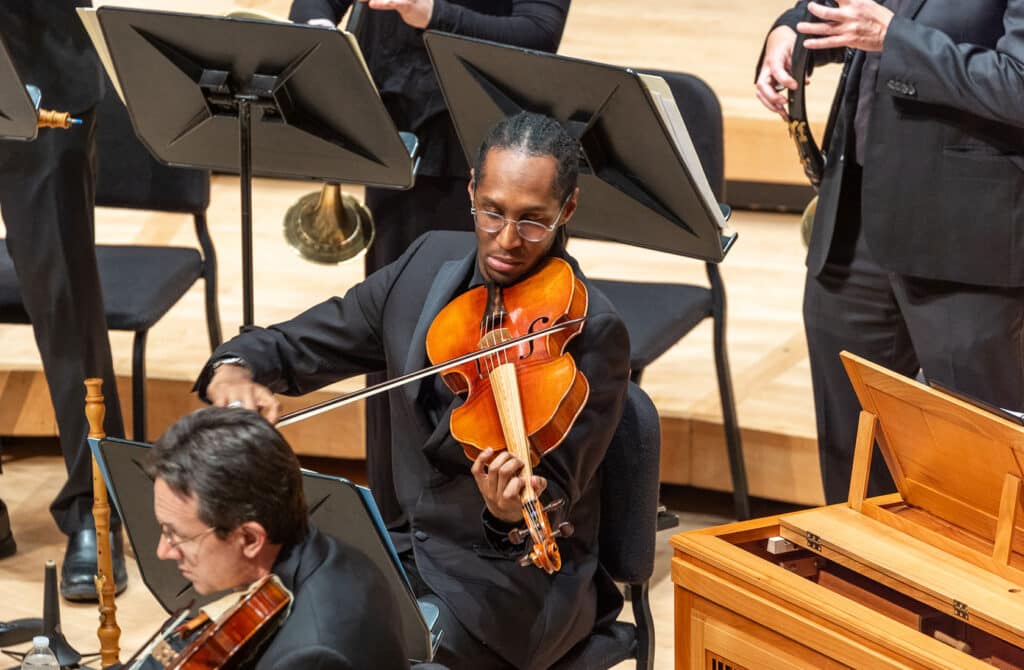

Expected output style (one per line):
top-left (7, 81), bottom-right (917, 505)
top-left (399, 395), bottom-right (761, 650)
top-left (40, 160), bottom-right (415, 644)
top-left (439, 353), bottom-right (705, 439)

top-left (800, 195), bottom-right (817, 249)
top-left (283, 184), bottom-right (374, 264)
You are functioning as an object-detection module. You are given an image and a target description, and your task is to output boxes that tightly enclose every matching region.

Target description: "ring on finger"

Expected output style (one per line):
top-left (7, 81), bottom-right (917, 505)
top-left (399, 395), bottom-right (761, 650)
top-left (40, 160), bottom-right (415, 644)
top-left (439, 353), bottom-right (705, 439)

top-left (227, 400), bottom-right (243, 408)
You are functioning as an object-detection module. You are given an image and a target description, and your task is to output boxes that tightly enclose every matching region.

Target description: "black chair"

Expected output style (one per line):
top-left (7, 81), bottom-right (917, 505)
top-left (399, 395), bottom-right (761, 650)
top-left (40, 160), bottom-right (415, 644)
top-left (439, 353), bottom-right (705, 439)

top-left (0, 82), bottom-right (221, 441)
top-left (551, 382), bottom-right (661, 670)
top-left (583, 70), bottom-right (750, 521)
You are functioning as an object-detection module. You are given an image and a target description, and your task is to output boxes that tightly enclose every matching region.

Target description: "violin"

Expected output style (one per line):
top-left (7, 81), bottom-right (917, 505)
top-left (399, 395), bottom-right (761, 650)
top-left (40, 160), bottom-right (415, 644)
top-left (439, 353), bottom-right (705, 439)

top-left (126, 575), bottom-right (292, 670)
top-left (425, 257), bottom-right (588, 573)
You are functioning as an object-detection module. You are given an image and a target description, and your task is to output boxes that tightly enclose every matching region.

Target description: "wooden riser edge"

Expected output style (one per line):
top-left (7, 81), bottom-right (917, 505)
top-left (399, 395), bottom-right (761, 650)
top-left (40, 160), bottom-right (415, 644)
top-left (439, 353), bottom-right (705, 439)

top-left (724, 114), bottom-right (827, 187)
top-left (661, 417), bottom-right (825, 508)
top-left (0, 370), bottom-right (825, 506)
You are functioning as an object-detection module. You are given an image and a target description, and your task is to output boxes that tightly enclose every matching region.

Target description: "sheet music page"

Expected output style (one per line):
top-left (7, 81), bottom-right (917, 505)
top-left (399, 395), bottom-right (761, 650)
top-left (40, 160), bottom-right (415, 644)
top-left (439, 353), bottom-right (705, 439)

top-left (76, 8), bottom-right (126, 103)
top-left (637, 73), bottom-right (727, 233)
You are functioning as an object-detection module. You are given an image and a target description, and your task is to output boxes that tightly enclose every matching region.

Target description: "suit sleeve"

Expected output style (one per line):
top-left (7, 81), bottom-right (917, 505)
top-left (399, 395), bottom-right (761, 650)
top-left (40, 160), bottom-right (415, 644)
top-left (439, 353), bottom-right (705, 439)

top-left (877, 8), bottom-right (1024, 129)
top-left (268, 647), bottom-right (354, 670)
top-left (428, 0), bottom-right (570, 52)
top-left (194, 235), bottom-right (429, 399)
top-left (288, 0), bottom-right (351, 24)
top-left (534, 311), bottom-right (630, 520)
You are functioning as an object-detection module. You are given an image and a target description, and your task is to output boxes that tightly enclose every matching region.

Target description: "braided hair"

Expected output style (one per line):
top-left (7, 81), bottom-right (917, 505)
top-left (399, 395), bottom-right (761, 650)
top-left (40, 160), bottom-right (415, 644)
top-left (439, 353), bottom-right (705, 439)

top-left (473, 111), bottom-right (580, 203)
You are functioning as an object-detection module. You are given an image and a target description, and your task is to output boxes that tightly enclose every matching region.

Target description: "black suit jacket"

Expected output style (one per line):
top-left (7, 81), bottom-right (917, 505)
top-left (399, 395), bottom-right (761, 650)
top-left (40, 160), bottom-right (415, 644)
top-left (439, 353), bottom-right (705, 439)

top-left (0, 1), bottom-right (104, 113)
top-left (197, 231), bottom-right (630, 669)
top-left (773, 0), bottom-right (1024, 287)
top-left (256, 526), bottom-right (408, 669)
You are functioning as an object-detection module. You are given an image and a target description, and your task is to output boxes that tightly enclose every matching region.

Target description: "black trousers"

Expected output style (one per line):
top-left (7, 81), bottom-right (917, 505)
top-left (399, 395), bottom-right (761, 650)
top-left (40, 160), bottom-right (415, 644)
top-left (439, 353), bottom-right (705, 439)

top-left (400, 549), bottom-right (513, 669)
top-left (362, 175), bottom-right (473, 525)
top-left (0, 108), bottom-right (124, 534)
top-left (804, 168), bottom-right (1024, 504)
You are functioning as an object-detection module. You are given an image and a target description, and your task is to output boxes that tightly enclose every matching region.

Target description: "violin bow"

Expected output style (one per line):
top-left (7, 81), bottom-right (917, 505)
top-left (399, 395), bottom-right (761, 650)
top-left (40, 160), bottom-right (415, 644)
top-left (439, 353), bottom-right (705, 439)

top-left (275, 316), bottom-right (587, 428)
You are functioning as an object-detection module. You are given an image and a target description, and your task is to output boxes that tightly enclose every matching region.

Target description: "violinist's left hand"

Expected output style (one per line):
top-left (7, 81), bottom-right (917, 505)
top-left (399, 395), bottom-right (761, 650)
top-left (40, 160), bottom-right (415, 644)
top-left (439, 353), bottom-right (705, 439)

top-left (366, 0), bottom-right (433, 29)
top-left (472, 448), bottom-right (547, 524)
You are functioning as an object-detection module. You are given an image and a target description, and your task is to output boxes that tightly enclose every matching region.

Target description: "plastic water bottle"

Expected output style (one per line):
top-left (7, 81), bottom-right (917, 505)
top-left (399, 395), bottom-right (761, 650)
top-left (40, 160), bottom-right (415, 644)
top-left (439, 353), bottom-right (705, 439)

top-left (21, 636), bottom-right (59, 669)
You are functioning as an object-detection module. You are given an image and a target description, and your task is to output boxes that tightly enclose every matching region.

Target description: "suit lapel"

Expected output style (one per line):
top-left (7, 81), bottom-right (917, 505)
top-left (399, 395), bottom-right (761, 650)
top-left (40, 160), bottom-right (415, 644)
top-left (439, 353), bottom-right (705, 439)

top-left (400, 251), bottom-right (477, 407)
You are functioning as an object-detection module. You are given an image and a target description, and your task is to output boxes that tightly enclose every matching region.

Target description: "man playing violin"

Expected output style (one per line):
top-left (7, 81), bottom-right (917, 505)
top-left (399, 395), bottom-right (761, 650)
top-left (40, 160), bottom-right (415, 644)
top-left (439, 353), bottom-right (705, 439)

top-left (194, 112), bottom-right (631, 669)
top-left (146, 407), bottom-right (409, 669)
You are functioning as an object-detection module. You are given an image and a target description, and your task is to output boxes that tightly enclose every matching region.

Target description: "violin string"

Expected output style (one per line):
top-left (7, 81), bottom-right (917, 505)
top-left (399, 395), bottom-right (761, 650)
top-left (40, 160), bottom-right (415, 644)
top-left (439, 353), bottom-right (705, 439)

top-left (483, 310), bottom-right (496, 376)
top-left (479, 292), bottom-right (548, 552)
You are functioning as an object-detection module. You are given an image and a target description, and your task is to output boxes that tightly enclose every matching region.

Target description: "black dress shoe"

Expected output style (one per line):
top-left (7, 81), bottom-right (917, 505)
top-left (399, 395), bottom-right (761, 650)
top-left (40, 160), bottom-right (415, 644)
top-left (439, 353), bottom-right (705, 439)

top-left (60, 527), bottom-right (128, 602)
top-left (0, 618), bottom-right (42, 647)
top-left (0, 499), bottom-right (15, 559)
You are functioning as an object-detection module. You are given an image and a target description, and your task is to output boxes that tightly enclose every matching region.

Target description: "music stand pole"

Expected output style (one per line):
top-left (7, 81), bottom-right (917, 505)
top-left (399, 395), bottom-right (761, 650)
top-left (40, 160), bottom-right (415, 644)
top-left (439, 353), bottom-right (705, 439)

top-left (239, 98), bottom-right (255, 328)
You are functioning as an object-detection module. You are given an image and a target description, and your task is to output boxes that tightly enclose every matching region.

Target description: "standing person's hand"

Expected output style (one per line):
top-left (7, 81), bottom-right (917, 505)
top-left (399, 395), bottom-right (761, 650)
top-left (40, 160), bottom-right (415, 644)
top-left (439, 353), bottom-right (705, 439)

top-left (755, 26), bottom-right (799, 120)
top-left (799, 0), bottom-right (894, 52)
top-left (367, 0), bottom-right (434, 29)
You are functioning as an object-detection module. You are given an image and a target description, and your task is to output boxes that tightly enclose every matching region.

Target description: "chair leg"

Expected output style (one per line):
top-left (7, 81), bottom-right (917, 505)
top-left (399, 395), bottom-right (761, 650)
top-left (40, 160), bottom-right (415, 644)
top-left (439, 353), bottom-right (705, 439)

top-left (193, 213), bottom-right (223, 351)
top-left (630, 582), bottom-right (654, 670)
top-left (132, 330), bottom-right (148, 443)
top-left (707, 263), bottom-right (751, 521)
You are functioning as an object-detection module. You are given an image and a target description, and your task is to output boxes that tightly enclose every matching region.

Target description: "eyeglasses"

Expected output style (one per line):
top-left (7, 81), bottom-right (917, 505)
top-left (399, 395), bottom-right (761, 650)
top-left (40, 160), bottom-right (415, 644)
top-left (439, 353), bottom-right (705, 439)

top-left (470, 195), bottom-right (571, 243)
top-left (159, 524), bottom-right (217, 552)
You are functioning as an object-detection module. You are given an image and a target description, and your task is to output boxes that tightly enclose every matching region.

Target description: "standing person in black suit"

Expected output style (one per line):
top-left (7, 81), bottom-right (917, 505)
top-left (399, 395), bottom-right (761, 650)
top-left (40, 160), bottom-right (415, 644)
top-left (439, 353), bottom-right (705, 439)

top-left (288, 0), bottom-right (572, 527)
top-left (195, 113), bottom-right (630, 669)
top-left (146, 407), bottom-right (408, 669)
top-left (0, 2), bottom-right (127, 599)
top-left (755, 0), bottom-right (1024, 503)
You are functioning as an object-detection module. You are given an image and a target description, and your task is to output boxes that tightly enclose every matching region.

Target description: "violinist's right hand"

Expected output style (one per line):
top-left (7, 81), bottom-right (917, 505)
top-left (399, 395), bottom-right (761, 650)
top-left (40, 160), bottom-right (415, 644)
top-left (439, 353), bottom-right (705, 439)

top-left (755, 25), bottom-right (799, 120)
top-left (206, 363), bottom-right (282, 424)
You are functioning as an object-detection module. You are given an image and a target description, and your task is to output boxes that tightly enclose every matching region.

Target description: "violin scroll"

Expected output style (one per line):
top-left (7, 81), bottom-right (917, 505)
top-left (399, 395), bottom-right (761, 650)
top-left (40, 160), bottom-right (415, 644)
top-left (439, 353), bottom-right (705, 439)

top-left (507, 499), bottom-right (575, 573)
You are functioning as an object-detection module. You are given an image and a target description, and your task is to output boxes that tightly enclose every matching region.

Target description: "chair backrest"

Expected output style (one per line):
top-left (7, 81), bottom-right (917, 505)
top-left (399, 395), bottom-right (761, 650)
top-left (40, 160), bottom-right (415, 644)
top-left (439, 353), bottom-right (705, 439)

top-left (94, 76), bottom-right (210, 214)
top-left (598, 382), bottom-right (661, 584)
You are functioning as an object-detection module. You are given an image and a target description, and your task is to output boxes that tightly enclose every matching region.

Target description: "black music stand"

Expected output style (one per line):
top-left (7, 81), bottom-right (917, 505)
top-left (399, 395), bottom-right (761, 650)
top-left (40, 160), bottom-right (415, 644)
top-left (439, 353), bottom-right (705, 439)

top-left (425, 31), bottom-right (736, 263)
top-left (90, 7), bottom-right (419, 328)
top-left (0, 33), bottom-right (40, 142)
top-left (91, 437), bottom-right (438, 663)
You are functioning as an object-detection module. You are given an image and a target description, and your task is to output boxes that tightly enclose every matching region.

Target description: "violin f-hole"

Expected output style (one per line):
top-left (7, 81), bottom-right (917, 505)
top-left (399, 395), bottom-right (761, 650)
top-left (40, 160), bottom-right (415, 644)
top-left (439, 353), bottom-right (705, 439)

top-left (522, 316), bottom-right (550, 358)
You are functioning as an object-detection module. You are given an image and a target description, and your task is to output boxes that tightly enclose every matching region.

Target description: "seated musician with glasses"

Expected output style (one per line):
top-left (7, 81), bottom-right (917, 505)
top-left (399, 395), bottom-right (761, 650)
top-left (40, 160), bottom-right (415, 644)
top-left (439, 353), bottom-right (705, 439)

top-left (194, 112), bottom-right (631, 669)
top-left (145, 407), bottom-right (408, 669)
